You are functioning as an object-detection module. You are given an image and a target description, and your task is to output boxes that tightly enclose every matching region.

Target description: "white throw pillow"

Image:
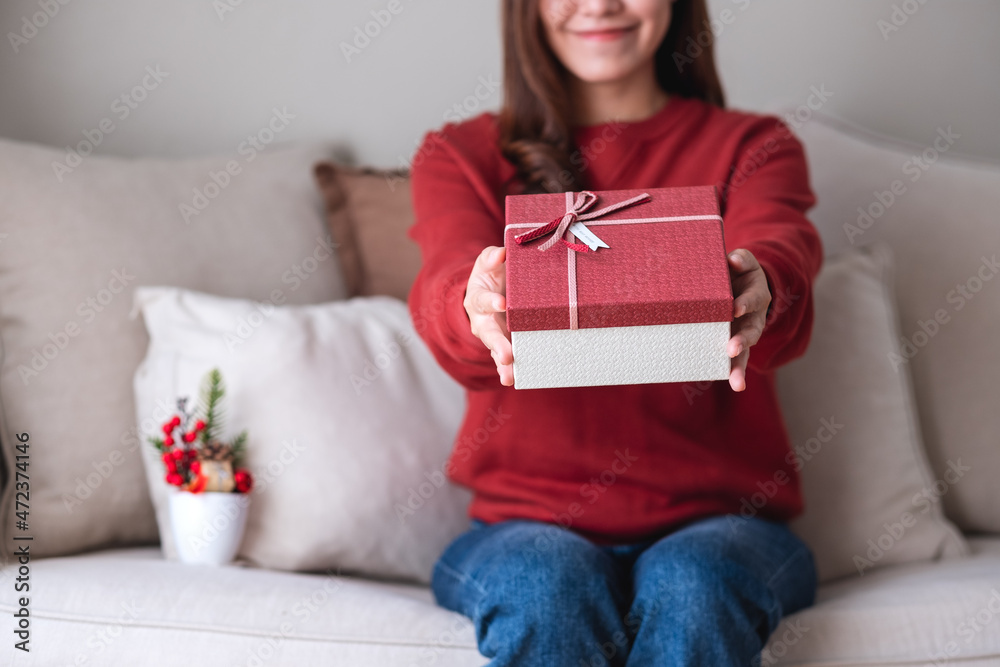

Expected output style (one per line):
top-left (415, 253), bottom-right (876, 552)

top-left (132, 287), bottom-right (470, 583)
top-left (0, 138), bottom-right (346, 562)
top-left (779, 245), bottom-right (968, 583)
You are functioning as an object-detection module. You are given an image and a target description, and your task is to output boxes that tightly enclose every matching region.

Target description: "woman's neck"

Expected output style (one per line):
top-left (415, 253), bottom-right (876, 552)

top-left (568, 62), bottom-right (669, 126)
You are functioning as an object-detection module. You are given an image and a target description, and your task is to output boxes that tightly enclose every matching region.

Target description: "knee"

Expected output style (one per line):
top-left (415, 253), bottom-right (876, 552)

top-left (480, 522), bottom-right (621, 621)
top-left (626, 547), bottom-right (778, 665)
top-left (631, 543), bottom-right (773, 624)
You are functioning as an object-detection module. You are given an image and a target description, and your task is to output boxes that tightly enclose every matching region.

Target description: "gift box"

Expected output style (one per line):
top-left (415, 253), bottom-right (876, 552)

top-left (504, 186), bottom-right (733, 389)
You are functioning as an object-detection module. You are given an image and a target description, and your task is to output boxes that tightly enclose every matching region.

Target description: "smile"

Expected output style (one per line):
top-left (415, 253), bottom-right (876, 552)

top-left (572, 25), bottom-right (639, 42)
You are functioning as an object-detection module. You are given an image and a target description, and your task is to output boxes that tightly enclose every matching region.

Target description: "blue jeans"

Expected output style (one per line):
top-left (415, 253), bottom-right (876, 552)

top-left (431, 514), bottom-right (816, 667)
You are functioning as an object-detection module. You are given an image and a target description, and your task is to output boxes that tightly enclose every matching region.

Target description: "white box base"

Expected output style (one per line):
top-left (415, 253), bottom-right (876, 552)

top-left (511, 321), bottom-right (731, 389)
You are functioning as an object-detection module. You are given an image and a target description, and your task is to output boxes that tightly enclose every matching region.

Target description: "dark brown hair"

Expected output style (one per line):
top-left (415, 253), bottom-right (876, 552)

top-left (499, 0), bottom-right (725, 194)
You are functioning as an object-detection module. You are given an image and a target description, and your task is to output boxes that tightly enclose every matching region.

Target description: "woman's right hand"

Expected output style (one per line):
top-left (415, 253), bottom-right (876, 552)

top-left (464, 245), bottom-right (513, 386)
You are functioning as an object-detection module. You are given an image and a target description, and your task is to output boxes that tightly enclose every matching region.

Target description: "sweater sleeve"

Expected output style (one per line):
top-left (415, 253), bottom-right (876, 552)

top-left (407, 126), bottom-right (507, 391)
top-left (721, 118), bottom-right (824, 374)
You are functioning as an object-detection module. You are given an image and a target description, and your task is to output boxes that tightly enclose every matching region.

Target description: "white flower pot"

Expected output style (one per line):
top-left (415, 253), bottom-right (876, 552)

top-left (168, 491), bottom-right (249, 566)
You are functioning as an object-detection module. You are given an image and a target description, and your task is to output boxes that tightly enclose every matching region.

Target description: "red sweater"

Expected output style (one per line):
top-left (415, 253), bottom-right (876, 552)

top-left (407, 95), bottom-right (823, 544)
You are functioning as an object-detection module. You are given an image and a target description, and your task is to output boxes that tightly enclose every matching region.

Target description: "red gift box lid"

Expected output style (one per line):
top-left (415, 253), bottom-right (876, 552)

top-left (504, 186), bottom-right (733, 333)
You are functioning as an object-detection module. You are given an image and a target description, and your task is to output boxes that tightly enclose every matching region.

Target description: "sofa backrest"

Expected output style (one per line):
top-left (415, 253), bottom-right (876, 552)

top-left (785, 114), bottom-right (1000, 533)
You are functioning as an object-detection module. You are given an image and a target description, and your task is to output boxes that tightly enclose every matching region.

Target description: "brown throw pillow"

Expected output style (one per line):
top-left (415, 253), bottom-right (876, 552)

top-left (314, 163), bottom-right (421, 300)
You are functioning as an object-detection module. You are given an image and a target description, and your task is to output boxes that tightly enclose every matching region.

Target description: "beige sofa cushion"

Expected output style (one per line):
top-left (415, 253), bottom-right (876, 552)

top-left (779, 245), bottom-right (967, 582)
top-left (1, 539), bottom-right (997, 666)
top-left (765, 537), bottom-right (1000, 666)
top-left (0, 138), bottom-right (346, 561)
top-left (0, 547), bottom-right (488, 667)
top-left (796, 115), bottom-right (1000, 533)
top-left (133, 287), bottom-right (470, 583)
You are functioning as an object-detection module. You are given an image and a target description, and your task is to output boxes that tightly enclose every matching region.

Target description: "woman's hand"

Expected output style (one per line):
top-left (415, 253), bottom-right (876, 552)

top-left (726, 249), bottom-right (771, 392)
top-left (465, 246), bottom-right (514, 386)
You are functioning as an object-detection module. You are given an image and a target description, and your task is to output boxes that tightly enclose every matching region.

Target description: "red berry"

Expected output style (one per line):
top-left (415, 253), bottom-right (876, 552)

top-left (171, 416), bottom-right (181, 427)
top-left (165, 472), bottom-right (183, 486)
top-left (186, 449), bottom-right (197, 459)
top-left (182, 432), bottom-right (196, 443)
top-left (189, 461), bottom-right (201, 474)
top-left (194, 420), bottom-right (206, 431)
top-left (161, 423), bottom-right (174, 435)
top-left (165, 460), bottom-right (177, 473)
top-left (234, 469), bottom-right (253, 493)
top-left (171, 449), bottom-right (184, 461)
top-left (163, 436), bottom-right (174, 447)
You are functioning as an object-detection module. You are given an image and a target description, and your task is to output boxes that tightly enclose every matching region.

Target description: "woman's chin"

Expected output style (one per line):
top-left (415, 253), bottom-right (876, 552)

top-left (568, 64), bottom-right (644, 86)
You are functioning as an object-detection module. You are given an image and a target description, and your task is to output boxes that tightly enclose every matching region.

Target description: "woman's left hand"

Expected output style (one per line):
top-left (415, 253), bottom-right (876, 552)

top-left (726, 249), bottom-right (771, 392)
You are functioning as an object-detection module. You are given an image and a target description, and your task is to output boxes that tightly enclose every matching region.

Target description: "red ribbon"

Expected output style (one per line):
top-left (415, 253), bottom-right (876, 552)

top-left (513, 190), bottom-right (652, 253)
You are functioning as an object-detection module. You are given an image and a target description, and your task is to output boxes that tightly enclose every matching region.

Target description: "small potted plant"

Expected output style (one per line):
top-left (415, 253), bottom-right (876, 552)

top-left (149, 368), bottom-right (254, 565)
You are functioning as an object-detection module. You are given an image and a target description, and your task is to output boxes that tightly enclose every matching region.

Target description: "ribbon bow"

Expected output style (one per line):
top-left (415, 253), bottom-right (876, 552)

top-left (513, 190), bottom-right (652, 252)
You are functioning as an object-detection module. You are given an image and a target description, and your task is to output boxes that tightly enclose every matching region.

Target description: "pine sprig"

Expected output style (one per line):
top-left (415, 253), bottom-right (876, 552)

top-left (198, 368), bottom-right (225, 445)
top-left (230, 430), bottom-right (248, 465)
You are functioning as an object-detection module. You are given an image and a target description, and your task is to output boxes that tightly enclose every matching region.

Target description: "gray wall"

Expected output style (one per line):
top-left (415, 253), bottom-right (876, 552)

top-left (0, 0), bottom-right (997, 166)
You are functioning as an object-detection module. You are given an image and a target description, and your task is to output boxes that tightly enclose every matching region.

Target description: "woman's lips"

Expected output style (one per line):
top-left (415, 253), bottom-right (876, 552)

top-left (572, 25), bottom-right (638, 42)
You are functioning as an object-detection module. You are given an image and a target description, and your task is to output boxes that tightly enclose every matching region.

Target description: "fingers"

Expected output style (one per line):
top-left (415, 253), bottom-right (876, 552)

top-left (726, 249), bottom-right (768, 393)
top-left (478, 319), bottom-right (513, 366)
top-left (732, 285), bottom-right (770, 320)
top-left (469, 289), bottom-right (506, 317)
top-left (729, 347), bottom-right (749, 392)
top-left (727, 248), bottom-right (760, 276)
top-left (727, 303), bottom-right (765, 392)
top-left (465, 246), bottom-right (507, 316)
top-left (497, 364), bottom-right (514, 387)
top-left (730, 252), bottom-right (770, 320)
top-left (474, 245), bottom-right (506, 275)
top-left (465, 245), bottom-right (514, 386)
top-left (465, 248), bottom-right (505, 315)
top-left (478, 318), bottom-right (514, 386)
top-left (728, 313), bottom-right (766, 356)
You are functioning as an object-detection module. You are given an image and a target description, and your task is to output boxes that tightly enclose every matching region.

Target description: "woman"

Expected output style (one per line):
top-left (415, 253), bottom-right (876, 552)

top-left (407, 0), bottom-right (822, 664)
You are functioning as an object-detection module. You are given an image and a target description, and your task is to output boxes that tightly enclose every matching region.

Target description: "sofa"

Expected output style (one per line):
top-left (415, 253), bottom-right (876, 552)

top-left (0, 110), bottom-right (998, 667)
